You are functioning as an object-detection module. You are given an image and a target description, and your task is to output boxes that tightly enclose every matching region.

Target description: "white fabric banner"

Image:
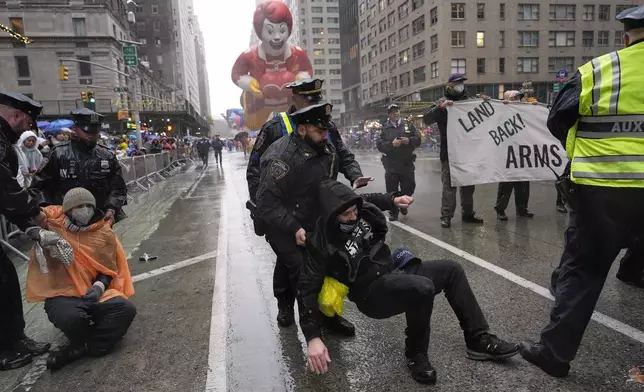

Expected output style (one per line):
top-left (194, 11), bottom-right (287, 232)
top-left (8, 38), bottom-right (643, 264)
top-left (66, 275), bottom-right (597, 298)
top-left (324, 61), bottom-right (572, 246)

top-left (446, 99), bottom-right (568, 187)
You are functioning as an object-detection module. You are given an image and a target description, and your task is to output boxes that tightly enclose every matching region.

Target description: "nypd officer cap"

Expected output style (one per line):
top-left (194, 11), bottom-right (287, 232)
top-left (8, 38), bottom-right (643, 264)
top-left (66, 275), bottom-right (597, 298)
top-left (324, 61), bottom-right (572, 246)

top-left (388, 103), bottom-right (400, 113)
top-left (286, 78), bottom-right (324, 102)
top-left (0, 92), bottom-right (43, 129)
top-left (70, 107), bottom-right (104, 134)
top-left (617, 5), bottom-right (644, 31)
top-left (291, 102), bottom-right (333, 130)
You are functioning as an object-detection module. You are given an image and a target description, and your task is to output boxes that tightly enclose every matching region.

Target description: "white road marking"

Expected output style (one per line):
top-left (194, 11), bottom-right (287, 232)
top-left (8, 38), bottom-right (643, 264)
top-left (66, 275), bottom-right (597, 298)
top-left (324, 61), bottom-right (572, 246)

top-left (131, 250), bottom-right (220, 283)
top-left (184, 166), bottom-right (210, 199)
top-left (390, 220), bottom-right (644, 345)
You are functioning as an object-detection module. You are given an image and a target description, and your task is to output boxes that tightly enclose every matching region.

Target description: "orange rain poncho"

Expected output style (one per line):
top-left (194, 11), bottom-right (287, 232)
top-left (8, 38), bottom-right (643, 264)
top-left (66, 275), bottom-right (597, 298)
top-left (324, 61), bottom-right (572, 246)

top-left (26, 206), bottom-right (134, 303)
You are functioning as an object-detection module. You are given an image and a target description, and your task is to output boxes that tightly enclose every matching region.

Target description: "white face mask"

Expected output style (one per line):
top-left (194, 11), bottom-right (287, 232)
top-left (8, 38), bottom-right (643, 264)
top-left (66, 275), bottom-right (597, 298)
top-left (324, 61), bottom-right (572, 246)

top-left (70, 206), bottom-right (94, 226)
top-left (453, 84), bottom-right (465, 94)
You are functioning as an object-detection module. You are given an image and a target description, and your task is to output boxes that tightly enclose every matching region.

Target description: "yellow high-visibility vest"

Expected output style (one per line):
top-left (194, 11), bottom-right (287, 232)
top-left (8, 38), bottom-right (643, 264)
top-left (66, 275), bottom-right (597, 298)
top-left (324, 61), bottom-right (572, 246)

top-left (279, 112), bottom-right (295, 135)
top-left (566, 43), bottom-right (644, 187)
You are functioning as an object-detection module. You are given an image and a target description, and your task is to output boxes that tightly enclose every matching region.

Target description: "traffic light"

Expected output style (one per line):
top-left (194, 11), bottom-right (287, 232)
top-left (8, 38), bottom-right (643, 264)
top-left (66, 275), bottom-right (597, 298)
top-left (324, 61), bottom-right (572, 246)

top-left (87, 91), bottom-right (95, 104)
top-left (81, 91), bottom-right (88, 102)
top-left (167, 125), bottom-right (173, 131)
top-left (59, 65), bottom-right (69, 81)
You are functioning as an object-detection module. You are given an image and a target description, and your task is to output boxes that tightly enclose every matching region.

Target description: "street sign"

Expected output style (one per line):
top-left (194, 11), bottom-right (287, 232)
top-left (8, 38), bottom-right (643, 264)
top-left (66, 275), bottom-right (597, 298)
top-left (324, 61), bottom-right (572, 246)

top-left (114, 87), bottom-right (129, 93)
top-left (556, 69), bottom-right (568, 82)
top-left (122, 45), bottom-right (138, 67)
top-left (553, 82), bottom-right (565, 94)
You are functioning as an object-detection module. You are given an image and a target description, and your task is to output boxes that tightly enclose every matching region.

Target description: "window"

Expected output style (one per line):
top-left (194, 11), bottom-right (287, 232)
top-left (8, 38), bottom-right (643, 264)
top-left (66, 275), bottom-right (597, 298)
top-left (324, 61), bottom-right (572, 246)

top-left (380, 80), bottom-right (388, 94)
top-left (616, 5), bottom-right (631, 14)
top-left (399, 1), bottom-right (409, 19)
top-left (399, 49), bottom-right (410, 65)
top-left (412, 0), bottom-right (424, 10)
top-left (153, 21), bottom-right (161, 31)
top-left (412, 15), bottom-right (425, 35)
top-left (312, 17), bottom-right (323, 23)
top-left (328, 17), bottom-right (339, 23)
top-left (549, 4), bottom-right (576, 21)
top-left (582, 5), bottom-right (594, 21)
top-left (315, 69), bottom-right (326, 76)
top-left (517, 57), bottom-right (538, 73)
top-left (379, 18), bottom-right (387, 33)
top-left (314, 49), bottom-right (325, 55)
top-left (500, 30), bottom-right (505, 47)
top-left (362, 89), bottom-right (368, 101)
top-left (313, 38), bottom-right (325, 45)
top-left (582, 31), bottom-right (594, 47)
top-left (312, 6), bottom-right (323, 12)
top-left (451, 3), bottom-right (465, 19)
top-left (598, 31), bottom-right (609, 46)
top-left (156, 55), bottom-right (163, 65)
top-left (329, 48), bottom-right (341, 54)
top-left (477, 3), bottom-right (485, 19)
top-left (499, 58), bottom-right (505, 74)
top-left (379, 0), bottom-right (386, 11)
top-left (389, 55), bottom-right (397, 70)
top-left (581, 56), bottom-right (594, 66)
top-left (615, 31), bottom-right (624, 47)
top-left (500, 3), bottom-right (505, 20)
top-left (548, 57), bottom-right (574, 73)
top-left (327, 6), bottom-right (339, 12)
top-left (477, 58), bottom-right (485, 74)
top-left (413, 66), bottom-right (426, 83)
top-left (380, 60), bottom-right (388, 74)
top-left (388, 33), bottom-right (396, 49)
top-left (380, 39), bottom-right (387, 53)
top-left (314, 59), bottom-right (326, 65)
top-left (361, 72), bottom-right (367, 83)
top-left (430, 7), bottom-right (438, 25)
top-left (77, 55), bottom-right (91, 76)
top-left (388, 12), bottom-right (396, 27)
top-left (476, 32), bottom-right (485, 47)
top-left (549, 31), bottom-right (575, 47)
top-left (400, 72), bottom-right (410, 87)
top-left (430, 34), bottom-right (438, 52)
top-left (328, 38), bottom-right (340, 44)
top-left (328, 28), bottom-right (339, 34)
top-left (329, 69), bottom-right (341, 75)
top-left (152, 4), bottom-right (159, 13)
top-left (598, 5), bottom-right (610, 21)
top-left (451, 58), bottom-right (466, 74)
top-left (14, 56), bottom-right (29, 78)
top-left (9, 17), bottom-right (24, 35)
top-left (451, 31), bottom-right (465, 47)
top-left (518, 4), bottom-right (539, 20)
top-left (399, 26), bottom-right (409, 42)
top-left (73, 18), bottom-right (87, 36)
top-left (518, 31), bottom-right (539, 47)
top-left (430, 61), bottom-right (438, 78)
top-left (329, 58), bottom-right (340, 65)
top-left (412, 41), bottom-right (425, 59)
top-left (312, 27), bottom-right (324, 34)
top-left (389, 76), bottom-right (398, 91)
top-left (301, 29), bottom-right (307, 36)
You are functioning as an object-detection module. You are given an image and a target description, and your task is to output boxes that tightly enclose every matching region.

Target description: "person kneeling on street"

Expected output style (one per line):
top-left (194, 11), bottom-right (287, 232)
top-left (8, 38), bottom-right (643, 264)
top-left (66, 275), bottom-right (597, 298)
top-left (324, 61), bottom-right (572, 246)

top-left (26, 187), bottom-right (136, 371)
top-left (299, 180), bottom-right (519, 384)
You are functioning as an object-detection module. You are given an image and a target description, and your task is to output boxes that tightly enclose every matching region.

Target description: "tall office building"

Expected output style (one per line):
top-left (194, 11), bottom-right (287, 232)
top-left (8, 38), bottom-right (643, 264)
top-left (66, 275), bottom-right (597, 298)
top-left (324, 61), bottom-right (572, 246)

top-left (356, 0), bottom-right (640, 113)
top-left (195, 24), bottom-right (211, 119)
top-left (339, 0), bottom-right (362, 125)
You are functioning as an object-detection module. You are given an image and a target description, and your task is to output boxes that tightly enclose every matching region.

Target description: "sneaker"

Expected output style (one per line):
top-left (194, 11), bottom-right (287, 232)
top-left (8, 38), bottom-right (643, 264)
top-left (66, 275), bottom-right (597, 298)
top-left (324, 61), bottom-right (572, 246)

top-left (519, 340), bottom-right (570, 378)
top-left (556, 204), bottom-right (568, 214)
top-left (0, 350), bottom-right (32, 371)
top-left (400, 208), bottom-right (408, 216)
top-left (276, 304), bottom-right (295, 327)
top-left (517, 210), bottom-right (535, 218)
top-left (440, 217), bottom-right (451, 228)
top-left (322, 314), bottom-right (356, 337)
top-left (497, 211), bottom-right (508, 221)
top-left (14, 336), bottom-right (50, 356)
top-left (462, 213), bottom-right (484, 224)
top-left (406, 354), bottom-right (437, 384)
top-left (466, 333), bottom-right (519, 361)
top-left (46, 343), bottom-right (88, 371)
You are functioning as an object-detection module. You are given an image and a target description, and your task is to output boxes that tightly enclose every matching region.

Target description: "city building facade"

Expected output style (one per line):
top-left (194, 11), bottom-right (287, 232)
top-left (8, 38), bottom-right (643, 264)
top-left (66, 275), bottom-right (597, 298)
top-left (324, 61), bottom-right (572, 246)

top-left (339, 0), bottom-right (362, 126)
top-left (195, 25), bottom-right (211, 119)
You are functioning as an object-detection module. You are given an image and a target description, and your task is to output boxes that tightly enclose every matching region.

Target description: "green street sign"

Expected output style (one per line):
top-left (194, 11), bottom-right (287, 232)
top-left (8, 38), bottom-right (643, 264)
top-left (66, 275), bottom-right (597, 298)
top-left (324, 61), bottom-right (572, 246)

top-left (122, 45), bottom-right (138, 67)
top-left (114, 87), bottom-right (129, 93)
top-left (553, 82), bottom-right (564, 94)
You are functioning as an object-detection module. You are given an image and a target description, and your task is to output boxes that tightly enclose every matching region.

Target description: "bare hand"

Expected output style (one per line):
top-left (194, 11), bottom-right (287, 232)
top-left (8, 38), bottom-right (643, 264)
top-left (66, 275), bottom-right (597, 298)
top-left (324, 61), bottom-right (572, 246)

top-left (401, 137), bottom-right (410, 145)
top-left (531, 101), bottom-right (539, 105)
top-left (104, 209), bottom-right (115, 226)
top-left (477, 94), bottom-right (491, 101)
top-left (440, 100), bottom-right (454, 109)
top-left (295, 228), bottom-right (306, 246)
top-left (392, 138), bottom-right (403, 148)
top-left (35, 211), bottom-right (48, 229)
top-left (307, 338), bottom-right (331, 374)
top-left (352, 176), bottom-right (374, 190)
top-left (394, 196), bottom-right (414, 209)
top-left (502, 100), bottom-right (510, 104)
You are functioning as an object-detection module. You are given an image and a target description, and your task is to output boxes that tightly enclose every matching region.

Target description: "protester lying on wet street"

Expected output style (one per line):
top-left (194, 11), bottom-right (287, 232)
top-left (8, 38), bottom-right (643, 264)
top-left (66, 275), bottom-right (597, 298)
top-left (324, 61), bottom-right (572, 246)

top-left (25, 188), bottom-right (136, 371)
top-left (298, 179), bottom-right (519, 384)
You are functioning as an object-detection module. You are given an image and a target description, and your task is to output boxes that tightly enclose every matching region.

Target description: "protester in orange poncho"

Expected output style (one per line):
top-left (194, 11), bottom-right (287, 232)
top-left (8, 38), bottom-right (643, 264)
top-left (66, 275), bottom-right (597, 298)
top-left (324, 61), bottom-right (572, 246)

top-left (26, 187), bottom-right (136, 371)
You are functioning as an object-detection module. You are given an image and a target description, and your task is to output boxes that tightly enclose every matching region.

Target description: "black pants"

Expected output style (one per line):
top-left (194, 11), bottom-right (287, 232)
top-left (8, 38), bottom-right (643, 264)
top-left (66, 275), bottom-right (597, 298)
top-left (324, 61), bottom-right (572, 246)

top-left (541, 186), bottom-right (644, 364)
top-left (354, 260), bottom-right (489, 357)
top-left (266, 232), bottom-right (305, 307)
top-left (385, 170), bottom-right (416, 216)
top-left (214, 150), bottom-right (222, 164)
top-left (556, 186), bottom-right (566, 207)
top-left (495, 182), bottom-right (530, 213)
top-left (44, 296), bottom-right (136, 356)
top-left (0, 249), bottom-right (25, 350)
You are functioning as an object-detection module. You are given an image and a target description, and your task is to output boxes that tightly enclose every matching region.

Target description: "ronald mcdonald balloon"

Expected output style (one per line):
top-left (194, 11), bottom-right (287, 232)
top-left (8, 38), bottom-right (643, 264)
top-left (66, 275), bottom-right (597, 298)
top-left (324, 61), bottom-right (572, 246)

top-left (231, 1), bottom-right (313, 130)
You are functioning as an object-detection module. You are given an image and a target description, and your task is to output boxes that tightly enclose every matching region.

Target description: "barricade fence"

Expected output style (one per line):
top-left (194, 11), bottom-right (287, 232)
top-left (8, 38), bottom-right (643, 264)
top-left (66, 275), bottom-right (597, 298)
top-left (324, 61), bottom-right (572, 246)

top-left (1, 147), bottom-right (194, 261)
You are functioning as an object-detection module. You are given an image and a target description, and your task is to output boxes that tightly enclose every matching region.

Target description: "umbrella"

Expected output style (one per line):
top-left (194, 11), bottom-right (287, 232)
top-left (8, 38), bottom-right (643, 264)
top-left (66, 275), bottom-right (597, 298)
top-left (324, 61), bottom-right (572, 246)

top-left (147, 135), bottom-right (160, 140)
top-left (127, 134), bottom-right (137, 140)
top-left (37, 121), bottom-right (50, 129)
top-left (234, 131), bottom-right (248, 141)
top-left (45, 119), bottom-right (74, 132)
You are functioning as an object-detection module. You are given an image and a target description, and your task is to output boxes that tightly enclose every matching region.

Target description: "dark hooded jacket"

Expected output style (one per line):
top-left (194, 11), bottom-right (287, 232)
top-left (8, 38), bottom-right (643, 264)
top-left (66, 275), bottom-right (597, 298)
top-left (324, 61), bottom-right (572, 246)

top-left (298, 180), bottom-right (398, 342)
top-left (423, 88), bottom-right (472, 162)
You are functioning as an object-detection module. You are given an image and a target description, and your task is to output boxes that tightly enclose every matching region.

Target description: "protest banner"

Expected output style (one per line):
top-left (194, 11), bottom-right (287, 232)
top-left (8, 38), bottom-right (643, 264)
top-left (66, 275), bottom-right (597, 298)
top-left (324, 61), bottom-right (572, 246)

top-left (446, 99), bottom-right (568, 187)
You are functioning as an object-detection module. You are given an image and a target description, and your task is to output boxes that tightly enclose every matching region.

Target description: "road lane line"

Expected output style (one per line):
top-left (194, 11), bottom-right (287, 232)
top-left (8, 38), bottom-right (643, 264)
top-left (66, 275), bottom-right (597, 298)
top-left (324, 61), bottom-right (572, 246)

top-left (184, 165), bottom-right (210, 199)
top-left (131, 250), bottom-right (220, 283)
top-left (390, 220), bottom-right (644, 345)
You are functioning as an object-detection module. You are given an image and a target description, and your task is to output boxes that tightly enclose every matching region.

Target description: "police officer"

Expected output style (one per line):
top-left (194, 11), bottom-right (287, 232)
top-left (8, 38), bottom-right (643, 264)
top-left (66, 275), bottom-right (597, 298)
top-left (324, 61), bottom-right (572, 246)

top-left (377, 103), bottom-right (421, 221)
top-left (256, 102), bottom-right (355, 335)
top-left (0, 92), bottom-right (50, 370)
top-left (520, 5), bottom-right (644, 377)
top-left (32, 108), bottom-right (127, 225)
top-left (247, 78), bottom-right (370, 207)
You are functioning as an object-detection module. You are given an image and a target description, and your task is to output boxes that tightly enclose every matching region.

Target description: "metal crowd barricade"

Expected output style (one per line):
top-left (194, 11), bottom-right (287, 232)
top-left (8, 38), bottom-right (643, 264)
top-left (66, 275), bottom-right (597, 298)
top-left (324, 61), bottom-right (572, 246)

top-left (1, 215), bottom-right (29, 261)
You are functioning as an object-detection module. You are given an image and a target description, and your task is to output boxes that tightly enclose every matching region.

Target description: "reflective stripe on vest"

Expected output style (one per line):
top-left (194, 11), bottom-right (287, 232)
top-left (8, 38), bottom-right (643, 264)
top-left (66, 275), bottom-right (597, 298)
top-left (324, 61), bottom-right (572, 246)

top-left (566, 44), bottom-right (644, 188)
top-left (280, 112), bottom-right (295, 136)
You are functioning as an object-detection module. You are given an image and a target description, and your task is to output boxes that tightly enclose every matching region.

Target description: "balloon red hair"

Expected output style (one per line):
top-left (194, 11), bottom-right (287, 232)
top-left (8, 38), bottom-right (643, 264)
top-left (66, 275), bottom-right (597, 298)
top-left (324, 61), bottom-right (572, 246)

top-left (253, 1), bottom-right (293, 37)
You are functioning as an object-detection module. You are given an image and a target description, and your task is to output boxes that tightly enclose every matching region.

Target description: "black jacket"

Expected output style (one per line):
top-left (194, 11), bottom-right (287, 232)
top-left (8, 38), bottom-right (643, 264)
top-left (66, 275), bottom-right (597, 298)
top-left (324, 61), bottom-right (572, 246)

top-left (211, 139), bottom-right (224, 151)
top-left (31, 139), bottom-right (127, 212)
top-left (256, 133), bottom-right (340, 235)
top-left (247, 108), bottom-right (363, 202)
top-left (0, 118), bottom-right (42, 231)
top-left (376, 120), bottom-right (421, 173)
top-left (196, 140), bottom-right (211, 155)
top-left (423, 91), bottom-right (472, 162)
top-left (298, 180), bottom-right (397, 342)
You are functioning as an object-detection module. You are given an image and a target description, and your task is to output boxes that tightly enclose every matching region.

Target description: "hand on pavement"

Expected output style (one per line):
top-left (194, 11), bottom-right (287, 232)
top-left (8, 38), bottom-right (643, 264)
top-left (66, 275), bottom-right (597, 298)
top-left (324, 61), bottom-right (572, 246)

top-left (352, 176), bottom-right (374, 190)
top-left (295, 228), bottom-right (307, 247)
top-left (307, 338), bottom-right (331, 374)
top-left (440, 100), bottom-right (454, 109)
top-left (394, 195), bottom-right (414, 209)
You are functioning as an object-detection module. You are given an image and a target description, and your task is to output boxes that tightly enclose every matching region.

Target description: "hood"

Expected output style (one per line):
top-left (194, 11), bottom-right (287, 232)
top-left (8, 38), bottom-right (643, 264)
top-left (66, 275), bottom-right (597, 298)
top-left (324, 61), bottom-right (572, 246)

top-left (18, 131), bottom-right (38, 150)
top-left (319, 179), bottom-right (363, 238)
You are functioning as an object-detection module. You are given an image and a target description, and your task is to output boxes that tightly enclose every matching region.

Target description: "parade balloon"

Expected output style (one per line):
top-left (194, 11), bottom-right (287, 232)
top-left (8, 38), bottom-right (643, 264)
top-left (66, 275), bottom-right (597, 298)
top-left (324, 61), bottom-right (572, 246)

top-left (231, 0), bottom-right (312, 130)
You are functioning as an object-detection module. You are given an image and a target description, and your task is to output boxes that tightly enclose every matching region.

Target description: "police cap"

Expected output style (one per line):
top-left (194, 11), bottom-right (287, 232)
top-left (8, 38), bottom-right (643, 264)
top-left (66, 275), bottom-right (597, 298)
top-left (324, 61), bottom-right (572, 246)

top-left (70, 107), bottom-right (104, 134)
top-left (0, 92), bottom-right (43, 129)
top-left (387, 103), bottom-right (400, 113)
top-left (286, 78), bottom-right (324, 102)
top-left (617, 5), bottom-right (644, 32)
top-left (291, 102), bottom-right (333, 130)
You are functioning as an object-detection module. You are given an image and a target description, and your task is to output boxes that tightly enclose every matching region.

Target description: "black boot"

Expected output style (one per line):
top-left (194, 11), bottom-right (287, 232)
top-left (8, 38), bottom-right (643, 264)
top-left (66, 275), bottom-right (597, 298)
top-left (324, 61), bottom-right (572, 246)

top-left (0, 350), bottom-right (32, 371)
top-left (400, 207), bottom-right (408, 216)
top-left (440, 217), bottom-right (451, 228)
top-left (276, 301), bottom-right (295, 327)
top-left (496, 211), bottom-right (508, 221)
top-left (466, 332), bottom-right (519, 361)
top-left (46, 343), bottom-right (88, 371)
top-left (519, 340), bottom-right (570, 378)
top-left (14, 336), bottom-right (50, 356)
top-left (406, 354), bottom-right (437, 384)
top-left (616, 271), bottom-right (644, 288)
top-left (321, 314), bottom-right (356, 337)
top-left (556, 204), bottom-right (568, 214)
top-left (517, 209), bottom-right (534, 218)
top-left (389, 211), bottom-right (398, 221)
top-left (462, 213), bottom-right (484, 224)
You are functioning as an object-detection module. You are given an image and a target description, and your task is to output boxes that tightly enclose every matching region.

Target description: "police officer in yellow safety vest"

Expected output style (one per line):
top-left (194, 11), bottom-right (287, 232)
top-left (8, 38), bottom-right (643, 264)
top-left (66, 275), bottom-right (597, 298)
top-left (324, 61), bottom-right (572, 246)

top-left (520, 5), bottom-right (644, 378)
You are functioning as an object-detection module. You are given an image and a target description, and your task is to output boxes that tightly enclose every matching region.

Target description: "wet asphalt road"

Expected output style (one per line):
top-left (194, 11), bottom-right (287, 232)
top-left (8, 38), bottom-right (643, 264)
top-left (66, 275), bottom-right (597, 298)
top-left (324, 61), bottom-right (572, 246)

top-left (2, 149), bottom-right (644, 392)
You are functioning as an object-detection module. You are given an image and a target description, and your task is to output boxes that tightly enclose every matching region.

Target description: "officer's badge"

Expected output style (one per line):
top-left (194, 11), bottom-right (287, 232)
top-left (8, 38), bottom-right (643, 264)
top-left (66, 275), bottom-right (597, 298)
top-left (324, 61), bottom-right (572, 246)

top-left (100, 159), bottom-right (109, 169)
top-left (325, 104), bottom-right (332, 116)
top-left (315, 80), bottom-right (322, 90)
top-left (254, 131), bottom-right (266, 151)
top-left (270, 160), bottom-right (289, 181)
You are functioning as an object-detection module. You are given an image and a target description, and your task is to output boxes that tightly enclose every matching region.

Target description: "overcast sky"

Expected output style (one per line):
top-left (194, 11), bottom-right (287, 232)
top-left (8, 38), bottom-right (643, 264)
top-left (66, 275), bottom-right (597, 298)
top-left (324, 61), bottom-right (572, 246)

top-left (193, 0), bottom-right (257, 118)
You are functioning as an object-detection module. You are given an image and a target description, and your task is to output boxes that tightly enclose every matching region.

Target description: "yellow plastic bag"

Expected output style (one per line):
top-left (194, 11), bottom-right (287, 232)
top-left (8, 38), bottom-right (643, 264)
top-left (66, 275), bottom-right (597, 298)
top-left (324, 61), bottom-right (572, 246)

top-left (318, 277), bottom-right (349, 317)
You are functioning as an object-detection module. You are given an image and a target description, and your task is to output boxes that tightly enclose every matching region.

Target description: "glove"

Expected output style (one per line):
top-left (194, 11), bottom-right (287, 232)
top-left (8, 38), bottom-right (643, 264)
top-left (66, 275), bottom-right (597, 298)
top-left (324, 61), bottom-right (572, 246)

top-left (25, 227), bottom-right (42, 242)
top-left (81, 283), bottom-right (104, 302)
